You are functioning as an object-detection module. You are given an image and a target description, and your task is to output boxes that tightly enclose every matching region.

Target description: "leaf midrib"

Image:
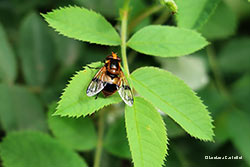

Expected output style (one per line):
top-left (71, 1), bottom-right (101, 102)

top-left (131, 75), bottom-right (208, 139)
top-left (132, 104), bottom-right (145, 167)
top-left (46, 16), bottom-right (120, 44)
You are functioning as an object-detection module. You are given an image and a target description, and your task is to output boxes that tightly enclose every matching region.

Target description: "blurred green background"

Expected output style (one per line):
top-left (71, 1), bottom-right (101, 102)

top-left (0, 0), bottom-right (250, 167)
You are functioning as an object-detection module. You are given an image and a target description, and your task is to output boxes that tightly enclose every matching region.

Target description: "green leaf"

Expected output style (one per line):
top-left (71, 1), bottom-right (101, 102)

top-left (130, 67), bottom-right (214, 141)
top-left (125, 97), bottom-right (167, 167)
top-left (175, 0), bottom-right (221, 29)
top-left (231, 75), bottom-right (250, 114)
top-left (48, 103), bottom-right (97, 151)
top-left (218, 37), bottom-right (250, 73)
top-left (224, 0), bottom-right (250, 19)
top-left (0, 23), bottom-right (17, 83)
top-left (127, 25), bottom-right (209, 57)
top-left (104, 116), bottom-right (131, 159)
top-left (158, 56), bottom-right (209, 90)
top-left (74, 0), bottom-right (118, 18)
top-left (52, 32), bottom-right (82, 67)
top-left (163, 116), bottom-right (185, 139)
top-left (42, 6), bottom-right (121, 46)
top-left (0, 84), bottom-right (47, 132)
top-left (228, 110), bottom-right (250, 166)
top-left (55, 62), bottom-right (122, 117)
top-left (18, 12), bottom-right (55, 86)
top-left (200, 2), bottom-right (237, 40)
top-left (0, 131), bottom-right (87, 167)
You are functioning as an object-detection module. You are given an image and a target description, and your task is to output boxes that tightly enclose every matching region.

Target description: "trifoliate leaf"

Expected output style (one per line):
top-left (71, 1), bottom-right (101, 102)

top-left (42, 6), bottom-right (121, 46)
top-left (127, 25), bottom-right (208, 57)
top-left (55, 62), bottom-right (122, 117)
top-left (125, 97), bottom-right (167, 167)
top-left (130, 67), bottom-right (214, 141)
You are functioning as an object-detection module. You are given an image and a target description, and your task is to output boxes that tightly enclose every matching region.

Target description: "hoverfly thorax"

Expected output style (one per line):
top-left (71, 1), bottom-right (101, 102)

top-left (86, 52), bottom-right (133, 106)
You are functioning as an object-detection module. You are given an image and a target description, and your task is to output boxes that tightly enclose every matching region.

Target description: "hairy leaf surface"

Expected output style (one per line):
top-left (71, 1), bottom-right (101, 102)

top-left (42, 6), bottom-right (121, 46)
top-left (0, 131), bottom-right (87, 167)
top-left (55, 62), bottom-right (122, 117)
top-left (125, 97), bottom-right (167, 167)
top-left (130, 67), bottom-right (214, 141)
top-left (176, 0), bottom-right (221, 29)
top-left (127, 25), bottom-right (208, 57)
top-left (0, 23), bottom-right (17, 83)
top-left (48, 104), bottom-right (97, 151)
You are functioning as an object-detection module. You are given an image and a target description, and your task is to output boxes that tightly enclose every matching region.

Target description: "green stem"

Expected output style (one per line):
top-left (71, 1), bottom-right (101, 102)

top-left (153, 10), bottom-right (171, 25)
top-left (93, 109), bottom-right (105, 167)
top-left (206, 45), bottom-right (237, 108)
top-left (128, 5), bottom-right (163, 34)
top-left (206, 46), bottom-right (228, 96)
top-left (120, 0), bottom-right (131, 76)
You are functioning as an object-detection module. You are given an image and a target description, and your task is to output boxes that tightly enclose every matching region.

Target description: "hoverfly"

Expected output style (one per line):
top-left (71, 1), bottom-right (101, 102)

top-left (86, 52), bottom-right (134, 106)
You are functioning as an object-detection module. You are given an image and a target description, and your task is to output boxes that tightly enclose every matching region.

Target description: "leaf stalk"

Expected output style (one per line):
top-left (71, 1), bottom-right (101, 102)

top-left (93, 109), bottom-right (105, 167)
top-left (120, 0), bottom-right (131, 76)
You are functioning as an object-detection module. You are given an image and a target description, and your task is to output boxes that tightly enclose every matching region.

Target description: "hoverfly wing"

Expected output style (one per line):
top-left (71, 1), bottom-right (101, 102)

top-left (86, 67), bottom-right (107, 97)
top-left (117, 71), bottom-right (134, 106)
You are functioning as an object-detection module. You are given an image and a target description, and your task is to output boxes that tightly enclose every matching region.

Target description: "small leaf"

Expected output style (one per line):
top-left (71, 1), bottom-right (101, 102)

top-left (42, 6), bottom-right (121, 46)
top-left (104, 116), bottom-right (131, 159)
top-left (125, 97), bottom-right (167, 167)
top-left (0, 23), bottom-right (17, 83)
top-left (127, 25), bottom-right (208, 57)
top-left (0, 131), bottom-right (88, 167)
top-left (0, 84), bottom-right (47, 132)
top-left (55, 62), bottom-right (122, 117)
top-left (228, 110), bottom-right (250, 166)
top-left (18, 12), bottom-right (56, 86)
top-left (200, 2), bottom-right (237, 40)
top-left (218, 37), bottom-right (250, 73)
top-left (130, 67), bottom-right (214, 141)
top-left (48, 103), bottom-right (97, 151)
top-left (175, 0), bottom-right (221, 29)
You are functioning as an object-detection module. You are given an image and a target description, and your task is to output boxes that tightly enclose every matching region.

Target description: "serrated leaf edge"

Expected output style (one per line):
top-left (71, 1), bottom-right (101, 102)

top-left (130, 66), bottom-right (215, 141)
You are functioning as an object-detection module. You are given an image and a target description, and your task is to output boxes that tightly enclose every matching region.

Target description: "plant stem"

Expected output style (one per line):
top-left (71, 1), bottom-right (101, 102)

top-left (93, 109), bottom-right (105, 167)
top-left (206, 46), bottom-right (228, 96)
top-left (120, 0), bottom-right (131, 76)
top-left (128, 5), bottom-right (163, 34)
top-left (206, 45), bottom-right (237, 107)
top-left (153, 10), bottom-right (171, 25)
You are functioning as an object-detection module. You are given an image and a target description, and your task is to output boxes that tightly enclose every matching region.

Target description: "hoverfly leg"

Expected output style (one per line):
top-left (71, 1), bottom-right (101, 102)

top-left (95, 93), bottom-right (100, 100)
top-left (87, 65), bottom-right (101, 70)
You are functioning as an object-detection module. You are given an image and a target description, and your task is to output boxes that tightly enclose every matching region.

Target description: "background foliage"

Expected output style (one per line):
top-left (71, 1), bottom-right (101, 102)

top-left (0, 0), bottom-right (250, 167)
